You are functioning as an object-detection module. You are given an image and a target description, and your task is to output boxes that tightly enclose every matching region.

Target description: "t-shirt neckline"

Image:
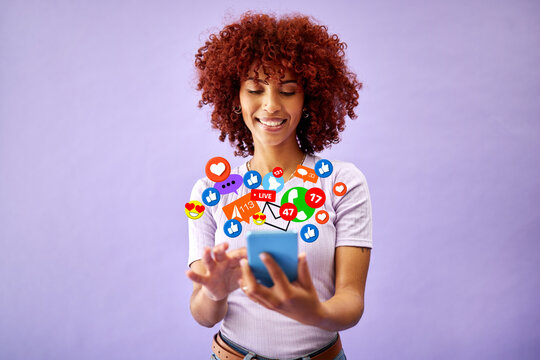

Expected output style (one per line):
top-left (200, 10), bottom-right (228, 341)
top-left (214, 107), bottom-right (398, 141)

top-left (241, 154), bottom-right (316, 185)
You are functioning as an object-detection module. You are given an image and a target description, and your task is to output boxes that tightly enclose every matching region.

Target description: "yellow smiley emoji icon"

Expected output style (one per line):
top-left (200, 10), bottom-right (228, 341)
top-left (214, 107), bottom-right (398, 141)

top-left (253, 212), bottom-right (266, 225)
top-left (185, 200), bottom-right (205, 220)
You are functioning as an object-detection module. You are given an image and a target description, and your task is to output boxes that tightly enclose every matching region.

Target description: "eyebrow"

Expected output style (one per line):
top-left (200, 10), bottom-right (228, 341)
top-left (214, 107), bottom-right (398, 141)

top-left (247, 77), bottom-right (298, 85)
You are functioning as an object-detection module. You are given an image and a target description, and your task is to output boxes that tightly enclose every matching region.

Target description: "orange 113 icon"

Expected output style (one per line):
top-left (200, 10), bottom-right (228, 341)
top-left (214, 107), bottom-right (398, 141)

top-left (222, 193), bottom-right (261, 224)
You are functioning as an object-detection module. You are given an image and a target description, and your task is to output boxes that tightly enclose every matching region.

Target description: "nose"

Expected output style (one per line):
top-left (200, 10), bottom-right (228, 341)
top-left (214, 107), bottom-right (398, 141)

top-left (263, 90), bottom-right (281, 113)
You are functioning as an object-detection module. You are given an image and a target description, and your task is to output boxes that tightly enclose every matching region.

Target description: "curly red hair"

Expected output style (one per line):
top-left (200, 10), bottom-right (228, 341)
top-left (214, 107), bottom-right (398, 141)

top-left (195, 12), bottom-right (362, 157)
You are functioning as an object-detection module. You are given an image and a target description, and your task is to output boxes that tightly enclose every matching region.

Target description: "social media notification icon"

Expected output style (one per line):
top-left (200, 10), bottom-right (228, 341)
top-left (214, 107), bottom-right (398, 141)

top-left (281, 187), bottom-right (315, 222)
top-left (272, 167), bottom-right (283, 178)
top-left (262, 172), bottom-right (285, 193)
top-left (315, 210), bottom-right (329, 224)
top-left (202, 187), bottom-right (221, 206)
top-left (315, 159), bottom-right (333, 178)
top-left (279, 203), bottom-right (298, 221)
top-left (214, 174), bottom-right (243, 195)
top-left (305, 187), bottom-right (326, 209)
top-left (224, 219), bottom-right (242, 238)
top-left (300, 224), bottom-right (319, 243)
top-left (205, 157), bottom-right (231, 183)
top-left (185, 200), bottom-right (205, 220)
top-left (253, 212), bottom-right (266, 225)
top-left (243, 170), bottom-right (262, 189)
top-left (333, 182), bottom-right (347, 196)
top-left (222, 193), bottom-right (261, 224)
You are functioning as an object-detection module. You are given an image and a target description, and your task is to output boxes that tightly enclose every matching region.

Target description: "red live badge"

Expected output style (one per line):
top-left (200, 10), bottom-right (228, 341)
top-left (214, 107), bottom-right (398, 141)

top-left (251, 189), bottom-right (277, 202)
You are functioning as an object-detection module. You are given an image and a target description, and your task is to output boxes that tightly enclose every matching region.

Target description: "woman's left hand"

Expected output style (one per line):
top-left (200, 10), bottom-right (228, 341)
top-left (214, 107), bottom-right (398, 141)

top-left (239, 252), bottom-right (324, 327)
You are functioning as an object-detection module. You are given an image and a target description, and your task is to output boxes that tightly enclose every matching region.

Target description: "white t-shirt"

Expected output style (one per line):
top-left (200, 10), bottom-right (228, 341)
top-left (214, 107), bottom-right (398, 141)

top-left (188, 154), bottom-right (373, 358)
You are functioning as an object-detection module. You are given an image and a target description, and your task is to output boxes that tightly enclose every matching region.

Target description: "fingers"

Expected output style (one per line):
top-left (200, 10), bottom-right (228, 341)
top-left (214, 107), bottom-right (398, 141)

top-left (229, 246), bottom-right (247, 260)
top-left (227, 247), bottom-right (247, 268)
top-left (201, 243), bottom-right (246, 276)
top-left (238, 278), bottom-right (276, 309)
top-left (239, 258), bottom-right (274, 300)
top-left (203, 243), bottom-right (231, 271)
top-left (185, 269), bottom-right (207, 285)
top-left (259, 253), bottom-right (290, 295)
top-left (213, 242), bottom-right (228, 262)
top-left (202, 247), bottom-right (216, 272)
top-left (297, 252), bottom-right (315, 289)
top-left (240, 258), bottom-right (257, 289)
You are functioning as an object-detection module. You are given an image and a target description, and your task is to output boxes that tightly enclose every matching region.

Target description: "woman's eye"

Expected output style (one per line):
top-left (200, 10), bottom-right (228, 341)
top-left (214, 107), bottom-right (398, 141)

top-left (247, 89), bottom-right (296, 96)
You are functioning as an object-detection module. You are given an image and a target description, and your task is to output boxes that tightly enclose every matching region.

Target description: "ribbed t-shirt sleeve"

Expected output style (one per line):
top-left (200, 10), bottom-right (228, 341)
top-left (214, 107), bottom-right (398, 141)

top-left (333, 163), bottom-right (373, 248)
top-left (187, 179), bottom-right (217, 266)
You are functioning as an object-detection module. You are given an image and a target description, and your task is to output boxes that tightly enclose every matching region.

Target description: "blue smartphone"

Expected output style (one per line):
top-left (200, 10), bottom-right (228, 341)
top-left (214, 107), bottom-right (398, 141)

top-left (246, 231), bottom-right (298, 287)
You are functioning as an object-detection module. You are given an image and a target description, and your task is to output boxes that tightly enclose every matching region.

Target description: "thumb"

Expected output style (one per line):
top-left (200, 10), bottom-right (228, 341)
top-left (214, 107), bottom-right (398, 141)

top-left (297, 252), bottom-right (315, 289)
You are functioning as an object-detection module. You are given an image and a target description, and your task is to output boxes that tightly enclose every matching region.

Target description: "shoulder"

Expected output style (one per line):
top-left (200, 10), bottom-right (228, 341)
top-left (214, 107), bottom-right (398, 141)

top-left (331, 159), bottom-right (367, 182)
top-left (190, 177), bottom-right (213, 198)
top-left (308, 154), bottom-right (368, 184)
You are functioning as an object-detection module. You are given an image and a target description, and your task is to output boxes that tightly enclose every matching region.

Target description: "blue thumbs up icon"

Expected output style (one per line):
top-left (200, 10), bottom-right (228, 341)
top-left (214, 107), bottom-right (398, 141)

top-left (300, 224), bottom-right (319, 243)
top-left (202, 187), bottom-right (221, 206)
top-left (314, 159), bottom-right (333, 178)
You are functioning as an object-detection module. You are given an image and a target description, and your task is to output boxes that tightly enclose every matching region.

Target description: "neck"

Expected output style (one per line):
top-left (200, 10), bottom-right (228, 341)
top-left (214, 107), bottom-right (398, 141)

top-left (249, 142), bottom-right (305, 180)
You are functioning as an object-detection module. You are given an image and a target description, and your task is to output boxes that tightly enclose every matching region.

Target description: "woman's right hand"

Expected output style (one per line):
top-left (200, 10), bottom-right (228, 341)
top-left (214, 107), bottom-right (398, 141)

top-left (186, 242), bottom-right (246, 301)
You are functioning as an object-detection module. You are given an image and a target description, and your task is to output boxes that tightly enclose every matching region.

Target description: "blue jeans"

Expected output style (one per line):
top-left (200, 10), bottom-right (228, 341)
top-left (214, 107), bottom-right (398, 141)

top-left (211, 333), bottom-right (347, 360)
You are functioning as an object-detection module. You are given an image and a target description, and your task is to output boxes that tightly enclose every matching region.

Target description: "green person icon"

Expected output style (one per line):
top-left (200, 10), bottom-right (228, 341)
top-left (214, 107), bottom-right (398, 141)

top-left (280, 187), bottom-right (315, 222)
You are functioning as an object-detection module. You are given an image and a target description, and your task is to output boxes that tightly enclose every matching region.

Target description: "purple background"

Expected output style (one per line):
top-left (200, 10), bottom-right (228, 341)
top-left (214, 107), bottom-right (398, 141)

top-left (1, 0), bottom-right (539, 359)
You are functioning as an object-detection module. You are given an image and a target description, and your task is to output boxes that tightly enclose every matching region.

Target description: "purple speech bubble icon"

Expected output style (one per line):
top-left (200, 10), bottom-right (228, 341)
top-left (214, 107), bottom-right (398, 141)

top-left (214, 174), bottom-right (243, 195)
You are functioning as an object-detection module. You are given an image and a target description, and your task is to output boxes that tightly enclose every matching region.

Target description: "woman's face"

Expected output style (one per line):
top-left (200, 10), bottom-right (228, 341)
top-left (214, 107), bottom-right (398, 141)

top-left (239, 66), bottom-right (304, 150)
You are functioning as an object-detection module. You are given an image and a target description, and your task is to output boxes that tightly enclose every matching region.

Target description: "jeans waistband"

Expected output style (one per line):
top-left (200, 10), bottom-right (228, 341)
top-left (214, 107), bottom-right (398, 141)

top-left (219, 332), bottom-right (339, 360)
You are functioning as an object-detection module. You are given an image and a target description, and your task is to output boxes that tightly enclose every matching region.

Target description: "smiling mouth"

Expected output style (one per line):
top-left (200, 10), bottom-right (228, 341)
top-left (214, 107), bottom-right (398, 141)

top-left (256, 117), bottom-right (287, 128)
top-left (189, 212), bottom-right (199, 217)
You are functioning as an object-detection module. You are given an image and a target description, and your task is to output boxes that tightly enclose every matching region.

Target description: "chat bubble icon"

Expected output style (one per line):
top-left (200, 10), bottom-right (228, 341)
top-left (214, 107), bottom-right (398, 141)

top-left (294, 165), bottom-right (319, 183)
top-left (214, 174), bottom-right (243, 195)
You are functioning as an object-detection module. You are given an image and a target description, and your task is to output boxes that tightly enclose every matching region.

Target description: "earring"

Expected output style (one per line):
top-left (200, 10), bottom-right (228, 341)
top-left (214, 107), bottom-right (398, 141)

top-left (302, 108), bottom-right (310, 118)
top-left (233, 105), bottom-right (242, 115)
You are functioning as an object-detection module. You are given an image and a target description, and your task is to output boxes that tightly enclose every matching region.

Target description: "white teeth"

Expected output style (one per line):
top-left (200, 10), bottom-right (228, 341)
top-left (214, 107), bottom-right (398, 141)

top-left (258, 118), bottom-right (285, 127)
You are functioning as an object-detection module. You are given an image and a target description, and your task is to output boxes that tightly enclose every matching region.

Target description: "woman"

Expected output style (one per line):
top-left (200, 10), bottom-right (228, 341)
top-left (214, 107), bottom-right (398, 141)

top-left (186, 12), bottom-right (372, 359)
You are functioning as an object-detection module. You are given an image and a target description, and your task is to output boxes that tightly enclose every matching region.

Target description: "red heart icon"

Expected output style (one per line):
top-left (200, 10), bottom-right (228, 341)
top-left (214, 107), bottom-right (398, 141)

top-left (195, 205), bottom-right (205, 213)
top-left (253, 214), bottom-right (259, 220)
top-left (185, 202), bottom-right (195, 211)
top-left (260, 214), bottom-right (266, 220)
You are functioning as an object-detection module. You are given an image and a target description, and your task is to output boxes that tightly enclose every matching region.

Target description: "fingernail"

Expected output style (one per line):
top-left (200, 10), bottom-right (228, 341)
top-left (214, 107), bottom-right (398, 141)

top-left (240, 259), bottom-right (248, 266)
top-left (259, 253), bottom-right (267, 260)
